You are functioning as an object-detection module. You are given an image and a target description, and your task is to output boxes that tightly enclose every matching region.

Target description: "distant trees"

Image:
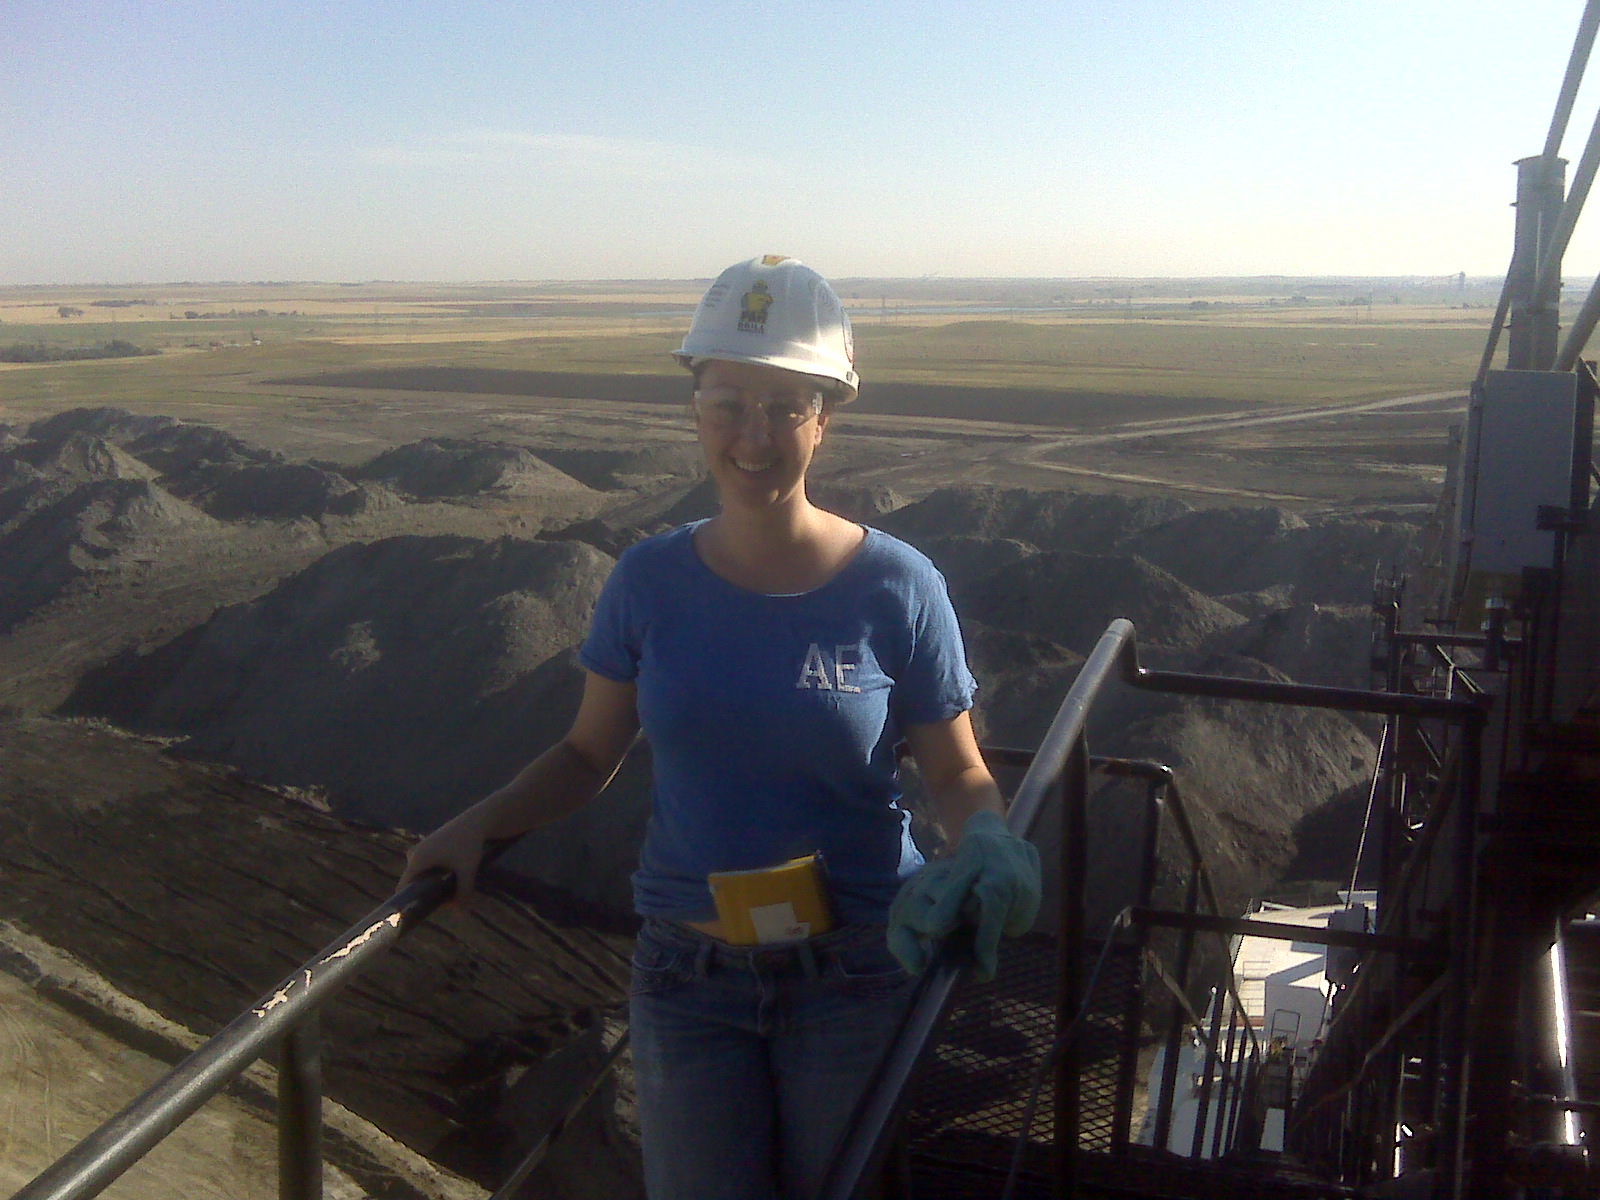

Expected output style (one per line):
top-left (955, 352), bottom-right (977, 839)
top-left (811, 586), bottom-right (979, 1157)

top-left (57, 306), bottom-right (83, 318)
top-left (0, 340), bottom-right (160, 363)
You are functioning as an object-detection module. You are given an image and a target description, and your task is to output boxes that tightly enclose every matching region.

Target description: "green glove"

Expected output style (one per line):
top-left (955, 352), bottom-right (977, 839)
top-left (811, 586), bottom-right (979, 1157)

top-left (887, 810), bottom-right (1042, 982)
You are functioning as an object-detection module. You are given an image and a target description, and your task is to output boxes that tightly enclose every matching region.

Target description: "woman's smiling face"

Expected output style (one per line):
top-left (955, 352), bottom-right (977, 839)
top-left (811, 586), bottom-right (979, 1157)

top-left (693, 358), bottom-right (830, 509)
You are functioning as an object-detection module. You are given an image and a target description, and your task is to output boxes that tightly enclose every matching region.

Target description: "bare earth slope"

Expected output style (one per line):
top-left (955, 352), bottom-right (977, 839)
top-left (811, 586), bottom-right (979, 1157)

top-left (0, 716), bottom-right (641, 1199)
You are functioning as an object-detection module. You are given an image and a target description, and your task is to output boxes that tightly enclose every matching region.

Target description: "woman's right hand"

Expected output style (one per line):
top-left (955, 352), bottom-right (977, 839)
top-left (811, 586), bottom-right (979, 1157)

top-left (396, 808), bottom-right (491, 902)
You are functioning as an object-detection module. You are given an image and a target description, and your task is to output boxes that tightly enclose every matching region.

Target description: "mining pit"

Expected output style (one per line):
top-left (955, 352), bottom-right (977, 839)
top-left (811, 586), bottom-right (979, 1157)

top-left (0, 374), bottom-right (1461, 1198)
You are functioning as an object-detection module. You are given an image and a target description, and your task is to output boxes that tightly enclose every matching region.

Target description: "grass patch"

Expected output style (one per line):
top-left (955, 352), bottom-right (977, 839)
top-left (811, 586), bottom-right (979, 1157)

top-left (0, 284), bottom-right (1491, 422)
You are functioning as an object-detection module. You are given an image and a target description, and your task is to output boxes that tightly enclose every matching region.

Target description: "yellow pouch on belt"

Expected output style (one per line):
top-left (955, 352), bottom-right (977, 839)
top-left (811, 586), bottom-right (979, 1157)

top-left (707, 854), bottom-right (835, 946)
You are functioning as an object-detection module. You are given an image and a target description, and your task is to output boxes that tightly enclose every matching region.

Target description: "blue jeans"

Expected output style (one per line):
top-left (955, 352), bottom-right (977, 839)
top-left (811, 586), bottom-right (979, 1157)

top-left (629, 918), bottom-right (915, 1200)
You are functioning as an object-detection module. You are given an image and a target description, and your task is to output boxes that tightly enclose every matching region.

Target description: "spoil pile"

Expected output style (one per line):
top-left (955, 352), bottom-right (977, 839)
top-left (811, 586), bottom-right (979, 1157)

top-left (67, 534), bottom-right (648, 915)
top-left (0, 409), bottom-right (612, 716)
top-left (0, 426), bottom-right (220, 633)
top-left (62, 479), bottom-right (1404, 919)
top-left (0, 715), bottom-right (639, 1200)
top-left (529, 443), bottom-right (703, 491)
top-left (358, 437), bottom-right (595, 500)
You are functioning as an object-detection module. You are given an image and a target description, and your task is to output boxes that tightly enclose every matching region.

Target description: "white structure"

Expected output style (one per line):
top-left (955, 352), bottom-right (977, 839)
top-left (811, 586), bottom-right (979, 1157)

top-left (1139, 893), bottom-right (1377, 1157)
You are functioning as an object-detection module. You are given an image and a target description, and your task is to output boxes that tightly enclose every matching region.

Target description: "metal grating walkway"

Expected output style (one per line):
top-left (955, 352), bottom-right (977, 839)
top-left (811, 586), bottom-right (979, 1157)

top-left (893, 931), bottom-right (1143, 1197)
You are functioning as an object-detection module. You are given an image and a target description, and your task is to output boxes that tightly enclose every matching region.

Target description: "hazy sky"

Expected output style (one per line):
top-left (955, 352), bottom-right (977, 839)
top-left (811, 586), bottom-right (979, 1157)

top-left (8, 1), bottom-right (1600, 284)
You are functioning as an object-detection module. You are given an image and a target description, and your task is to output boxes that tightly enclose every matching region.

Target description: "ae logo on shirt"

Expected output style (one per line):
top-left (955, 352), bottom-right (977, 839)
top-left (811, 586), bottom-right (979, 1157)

top-left (795, 643), bottom-right (864, 692)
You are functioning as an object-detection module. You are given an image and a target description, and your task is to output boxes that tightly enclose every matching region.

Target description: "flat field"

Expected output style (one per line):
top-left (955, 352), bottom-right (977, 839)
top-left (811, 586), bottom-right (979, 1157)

top-left (0, 277), bottom-right (1500, 507)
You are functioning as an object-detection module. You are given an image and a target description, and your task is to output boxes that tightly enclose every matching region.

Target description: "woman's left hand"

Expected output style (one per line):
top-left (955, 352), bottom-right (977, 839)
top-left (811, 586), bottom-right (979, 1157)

top-left (887, 810), bottom-right (1041, 982)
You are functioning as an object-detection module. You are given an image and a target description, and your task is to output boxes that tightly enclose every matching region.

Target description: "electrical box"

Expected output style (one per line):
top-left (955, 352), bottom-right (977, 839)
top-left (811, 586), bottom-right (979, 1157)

top-left (1451, 369), bottom-right (1583, 621)
top-left (1326, 903), bottom-right (1369, 987)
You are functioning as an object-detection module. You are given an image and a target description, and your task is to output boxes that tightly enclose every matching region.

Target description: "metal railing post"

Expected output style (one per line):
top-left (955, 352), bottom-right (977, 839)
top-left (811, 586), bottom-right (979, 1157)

top-left (1151, 870), bottom-right (1200, 1152)
top-left (1436, 717), bottom-right (1483, 1200)
top-left (1054, 734), bottom-right (1089, 1199)
top-left (1191, 989), bottom-right (1226, 1159)
top-left (1212, 1003), bottom-right (1240, 1158)
top-left (278, 1011), bottom-right (323, 1200)
top-left (1110, 779), bottom-right (1163, 1152)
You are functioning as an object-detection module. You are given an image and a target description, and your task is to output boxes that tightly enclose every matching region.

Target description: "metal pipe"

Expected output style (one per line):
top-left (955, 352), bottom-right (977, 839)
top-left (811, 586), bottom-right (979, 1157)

top-left (1534, 101), bottom-right (1600, 302)
top-left (1054, 739), bottom-right (1088, 1198)
top-left (1474, 0), bottom-right (1599, 387)
top-left (1546, 925), bottom-right (1582, 1147)
top-left (1125, 662), bottom-right (1486, 721)
top-left (278, 1013), bottom-right (323, 1200)
top-left (822, 619), bottom-right (1483, 1198)
top-left (1151, 870), bottom-right (1201, 1153)
top-left (1543, 0), bottom-right (1600, 162)
top-left (1110, 781), bottom-right (1164, 1152)
top-left (1556, 266), bottom-right (1600, 369)
top-left (1007, 619), bottom-right (1137, 839)
top-left (1509, 156), bottom-right (1566, 370)
top-left (1437, 719), bottom-right (1483, 1200)
top-left (1191, 988), bottom-right (1227, 1159)
top-left (1212, 1002), bottom-right (1241, 1158)
top-left (1129, 909), bottom-right (1427, 956)
top-left (1475, 286), bottom-right (1515, 387)
top-left (14, 871), bottom-right (455, 1200)
top-left (1223, 1023), bottom-right (1251, 1156)
top-left (486, 1033), bottom-right (631, 1200)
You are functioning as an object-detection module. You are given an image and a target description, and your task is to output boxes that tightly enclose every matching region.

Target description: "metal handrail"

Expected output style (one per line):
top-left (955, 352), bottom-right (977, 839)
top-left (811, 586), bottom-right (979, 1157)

top-left (820, 618), bottom-right (1488, 1200)
top-left (12, 868), bottom-right (456, 1200)
top-left (819, 619), bottom-right (1142, 1200)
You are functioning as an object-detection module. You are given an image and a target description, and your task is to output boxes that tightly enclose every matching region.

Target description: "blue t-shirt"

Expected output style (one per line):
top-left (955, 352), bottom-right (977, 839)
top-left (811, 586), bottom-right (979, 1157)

top-left (579, 522), bottom-right (976, 924)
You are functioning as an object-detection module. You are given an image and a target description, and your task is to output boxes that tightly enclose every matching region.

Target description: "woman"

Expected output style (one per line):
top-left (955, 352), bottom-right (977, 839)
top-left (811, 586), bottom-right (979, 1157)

top-left (399, 256), bottom-right (1040, 1200)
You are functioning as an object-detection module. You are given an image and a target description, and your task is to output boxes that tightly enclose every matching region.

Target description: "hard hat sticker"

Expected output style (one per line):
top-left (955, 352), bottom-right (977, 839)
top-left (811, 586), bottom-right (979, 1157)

top-left (760, 254), bottom-right (792, 266)
top-left (739, 280), bottom-right (774, 333)
top-left (702, 282), bottom-right (728, 310)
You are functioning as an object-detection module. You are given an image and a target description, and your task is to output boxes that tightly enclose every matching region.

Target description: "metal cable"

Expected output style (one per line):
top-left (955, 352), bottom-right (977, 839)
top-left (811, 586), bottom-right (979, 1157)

top-left (1347, 723), bottom-right (1390, 901)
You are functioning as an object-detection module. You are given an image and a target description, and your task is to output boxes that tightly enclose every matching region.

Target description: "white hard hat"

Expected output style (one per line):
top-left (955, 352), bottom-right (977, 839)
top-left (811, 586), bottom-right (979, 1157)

top-left (674, 255), bottom-right (858, 399)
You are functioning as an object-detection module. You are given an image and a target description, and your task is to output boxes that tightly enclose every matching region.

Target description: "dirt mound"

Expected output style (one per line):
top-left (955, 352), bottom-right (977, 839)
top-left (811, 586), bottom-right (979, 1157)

top-left (544, 516), bottom-right (658, 559)
top-left (1125, 507), bottom-right (1420, 605)
top-left (530, 443), bottom-right (703, 490)
top-left (22, 406), bottom-right (182, 453)
top-left (585, 474), bottom-right (720, 532)
top-left (360, 438), bottom-right (594, 499)
top-left (169, 462), bottom-right (373, 521)
top-left (1, 433), bottom-right (161, 535)
top-left (965, 551), bottom-right (1247, 654)
top-left (1217, 603), bottom-right (1375, 691)
top-left (879, 486), bottom-right (1421, 612)
top-left (880, 486), bottom-right (1189, 554)
top-left (0, 715), bottom-right (639, 1198)
top-left (16, 430), bottom-right (161, 486)
top-left (122, 420), bottom-right (281, 476)
top-left (812, 482), bottom-right (906, 522)
top-left (914, 534), bottom-right (1038, 598)
top-left (66, 534), bottom-right (649, 915)
top-left (1093, 650), bottom-right (1376, 915)
top-left (954, 622), bottom-right (1375, 926)
top-left (0, 479), bottom-right (218, 633)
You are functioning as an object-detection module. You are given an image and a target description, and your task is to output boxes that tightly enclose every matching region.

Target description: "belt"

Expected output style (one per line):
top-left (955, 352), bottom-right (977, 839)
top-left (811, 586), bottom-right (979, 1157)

top-left (649, 917), bottom-right (851, 979)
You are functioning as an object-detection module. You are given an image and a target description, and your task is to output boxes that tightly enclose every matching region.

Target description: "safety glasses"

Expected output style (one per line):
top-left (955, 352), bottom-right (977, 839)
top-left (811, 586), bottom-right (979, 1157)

top-left (692, 386), bottom-right (823, 431)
